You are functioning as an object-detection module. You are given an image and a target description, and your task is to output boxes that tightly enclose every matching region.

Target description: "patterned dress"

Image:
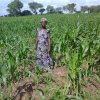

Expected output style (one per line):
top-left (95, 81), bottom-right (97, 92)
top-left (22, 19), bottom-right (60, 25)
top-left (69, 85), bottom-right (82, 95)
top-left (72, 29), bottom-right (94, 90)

top-left (36, 29), bottom-right (53, 69)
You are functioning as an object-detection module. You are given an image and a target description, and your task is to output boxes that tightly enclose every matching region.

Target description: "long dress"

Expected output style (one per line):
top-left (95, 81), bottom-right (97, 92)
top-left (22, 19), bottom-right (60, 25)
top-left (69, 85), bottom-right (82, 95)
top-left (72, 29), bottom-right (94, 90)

top-left (36, 29), bottom-right (53, 69)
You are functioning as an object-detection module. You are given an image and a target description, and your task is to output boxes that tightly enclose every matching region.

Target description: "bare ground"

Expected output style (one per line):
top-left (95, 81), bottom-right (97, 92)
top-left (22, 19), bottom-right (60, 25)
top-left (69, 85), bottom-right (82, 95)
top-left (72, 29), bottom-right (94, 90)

top-left (2, 66), bottom-right (100, 100)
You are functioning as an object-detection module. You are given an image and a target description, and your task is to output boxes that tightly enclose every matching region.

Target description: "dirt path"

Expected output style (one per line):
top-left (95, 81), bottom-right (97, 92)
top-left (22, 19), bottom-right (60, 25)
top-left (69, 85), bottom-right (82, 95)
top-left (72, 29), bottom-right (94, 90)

top-left (11, 67), bottom-right (67, 100)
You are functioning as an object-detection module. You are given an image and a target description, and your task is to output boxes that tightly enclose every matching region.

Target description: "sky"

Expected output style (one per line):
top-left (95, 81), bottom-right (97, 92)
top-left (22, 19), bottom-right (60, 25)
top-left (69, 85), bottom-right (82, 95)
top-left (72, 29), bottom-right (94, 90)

top-left (0, 0), bottom-right (100, 16)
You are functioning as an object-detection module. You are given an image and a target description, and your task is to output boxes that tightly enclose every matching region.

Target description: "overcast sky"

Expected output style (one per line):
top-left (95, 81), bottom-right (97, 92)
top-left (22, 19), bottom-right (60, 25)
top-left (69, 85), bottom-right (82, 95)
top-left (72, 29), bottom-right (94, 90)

top-left (0, 0), bottom-right (100, 16)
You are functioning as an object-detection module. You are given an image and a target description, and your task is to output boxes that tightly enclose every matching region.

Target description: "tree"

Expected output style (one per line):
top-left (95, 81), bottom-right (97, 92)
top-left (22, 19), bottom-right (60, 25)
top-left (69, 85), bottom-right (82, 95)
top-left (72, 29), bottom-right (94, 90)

top-left (55, 7), bottom-right (63, 14)
top-left (28, 2), bottom-right (43, 15)
top-left (63, 5), bottom-right (68, 12)
top-left (89, 5), bottom-right (100, 13)
top-left (39, 8), bottom-right (45, 14)
top-left (75, 11), bottom-right (81, 13)
top-left (94, 5), bottom-right (100, 13)
top-left (63, 3), bottom-right (76, 13)
top-left (46, 5), bottom-right (55, 13)
top-left (7, 0), bottom-right (23, 16)
top-left (21, 10), bottom-right (32, 16)
top-left (81, 5), bottom-right (100, 13)
top-left (81, 6), bottom-right (89, 13)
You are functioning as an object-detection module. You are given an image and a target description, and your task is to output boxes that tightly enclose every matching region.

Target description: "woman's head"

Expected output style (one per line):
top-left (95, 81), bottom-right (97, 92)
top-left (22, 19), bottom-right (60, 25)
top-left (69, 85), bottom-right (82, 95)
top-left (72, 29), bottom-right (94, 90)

top-left (40, 18), bottom-right (48, 28)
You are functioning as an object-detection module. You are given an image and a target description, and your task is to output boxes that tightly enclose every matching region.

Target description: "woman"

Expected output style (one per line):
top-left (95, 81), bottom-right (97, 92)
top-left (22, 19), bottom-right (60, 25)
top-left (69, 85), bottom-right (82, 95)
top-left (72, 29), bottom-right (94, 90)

top-left (35, 18), bottom-right (53, 71)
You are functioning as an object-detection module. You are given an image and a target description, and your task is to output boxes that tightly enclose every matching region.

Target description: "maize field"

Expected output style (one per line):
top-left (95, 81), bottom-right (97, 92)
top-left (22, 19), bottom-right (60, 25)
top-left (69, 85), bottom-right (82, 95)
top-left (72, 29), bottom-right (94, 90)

top-left (0, 14), bottom-right (100, 99)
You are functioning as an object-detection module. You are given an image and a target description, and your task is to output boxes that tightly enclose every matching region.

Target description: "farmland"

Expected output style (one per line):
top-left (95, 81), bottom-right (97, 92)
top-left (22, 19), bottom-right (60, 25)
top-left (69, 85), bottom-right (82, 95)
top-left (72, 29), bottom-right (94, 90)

top-left (0, 14), bottom-right (100, 100)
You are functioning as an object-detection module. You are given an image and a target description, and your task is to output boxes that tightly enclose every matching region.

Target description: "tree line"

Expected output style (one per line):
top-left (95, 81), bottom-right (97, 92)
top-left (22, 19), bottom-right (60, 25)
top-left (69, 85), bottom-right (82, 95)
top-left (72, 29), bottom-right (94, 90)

top-left (1, 0), bottom-right (100, 17)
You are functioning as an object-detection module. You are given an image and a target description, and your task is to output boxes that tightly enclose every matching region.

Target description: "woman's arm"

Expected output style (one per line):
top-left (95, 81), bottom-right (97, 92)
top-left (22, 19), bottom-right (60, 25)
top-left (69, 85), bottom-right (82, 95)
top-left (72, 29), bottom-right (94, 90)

top-left (48, 30), bottom-right (50, 53)
top-left (35, 28), bottom-right (38, 50)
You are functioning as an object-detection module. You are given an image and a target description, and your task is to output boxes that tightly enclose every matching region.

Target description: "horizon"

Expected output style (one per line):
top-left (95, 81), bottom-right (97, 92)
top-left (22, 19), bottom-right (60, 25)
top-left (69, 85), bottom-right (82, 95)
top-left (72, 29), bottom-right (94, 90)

top-left (0, 0), bottom-right (100, 16)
